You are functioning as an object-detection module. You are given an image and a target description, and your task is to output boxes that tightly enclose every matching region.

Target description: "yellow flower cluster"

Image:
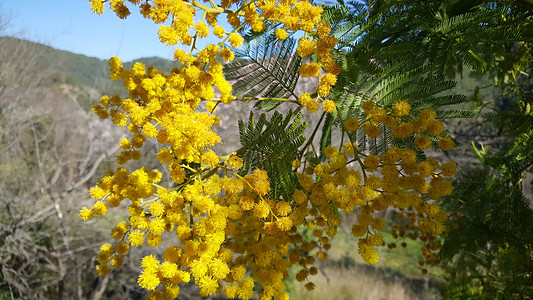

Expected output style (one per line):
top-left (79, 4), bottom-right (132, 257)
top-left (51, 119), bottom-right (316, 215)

top-left (361, 100), bottom-right (456, 151)
top-left (93, 56), bottom-right (223, 165)
top-left (335, 101), bottom-right (455, 264)
top-left (83, 0), bottom-right (457, 298)
top-left (138, 0), bottom-right (335, 106)
top-left (295, 141), bottom-right (453, 265)
top-left (81, 167), bottom-right (161, 221)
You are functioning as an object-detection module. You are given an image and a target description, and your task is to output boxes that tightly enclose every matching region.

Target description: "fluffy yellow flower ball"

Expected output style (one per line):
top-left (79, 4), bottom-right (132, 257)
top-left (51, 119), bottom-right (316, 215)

top-left (393, 100), bottom-right (411, 117)
top-left (322, 100), bottom-right (336, 113)
top-left (275, 28), bottom-right (288, 40)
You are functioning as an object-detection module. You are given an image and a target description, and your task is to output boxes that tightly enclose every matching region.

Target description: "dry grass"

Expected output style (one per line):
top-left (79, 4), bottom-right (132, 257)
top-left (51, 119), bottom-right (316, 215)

top-left (289, 264), bottom-right (439, 300)
top-left (287, 213), bottom-right (444, 300)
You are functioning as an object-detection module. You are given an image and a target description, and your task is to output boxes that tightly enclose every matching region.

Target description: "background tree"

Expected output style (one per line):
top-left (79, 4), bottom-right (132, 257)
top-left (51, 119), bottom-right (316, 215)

top-left (319, 0), bottom-right (533, 298)
top-left (439, 73), bottom-right (533, 299)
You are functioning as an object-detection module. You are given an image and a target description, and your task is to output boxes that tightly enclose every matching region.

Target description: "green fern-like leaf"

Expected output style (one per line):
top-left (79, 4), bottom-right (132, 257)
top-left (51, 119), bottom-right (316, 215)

top-left (319, 113), bottom-right (334, 160)
top-left (237, 111), bottom-right (307, 199)
top-left (224, 35), bottom-right (302, 111)
top-left (435, 109), bottom-right (476, 119)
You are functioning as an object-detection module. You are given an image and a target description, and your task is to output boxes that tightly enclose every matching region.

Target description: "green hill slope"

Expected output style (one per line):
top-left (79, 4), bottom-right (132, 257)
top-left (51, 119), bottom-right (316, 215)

top-left (0, 36), bottom-right (178, 99)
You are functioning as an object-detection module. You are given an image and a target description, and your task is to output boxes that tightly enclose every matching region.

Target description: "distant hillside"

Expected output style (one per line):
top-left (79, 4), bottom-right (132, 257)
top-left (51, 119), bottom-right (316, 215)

top-left (1, 37), bottom-right (106, 91)
top-left (0, 37), bottom-right (178, 101)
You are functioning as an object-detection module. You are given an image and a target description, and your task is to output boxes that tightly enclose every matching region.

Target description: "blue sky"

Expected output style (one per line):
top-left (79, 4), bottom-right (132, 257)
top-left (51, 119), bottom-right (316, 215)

top-left (1, 0), bottom-right (190, 61)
